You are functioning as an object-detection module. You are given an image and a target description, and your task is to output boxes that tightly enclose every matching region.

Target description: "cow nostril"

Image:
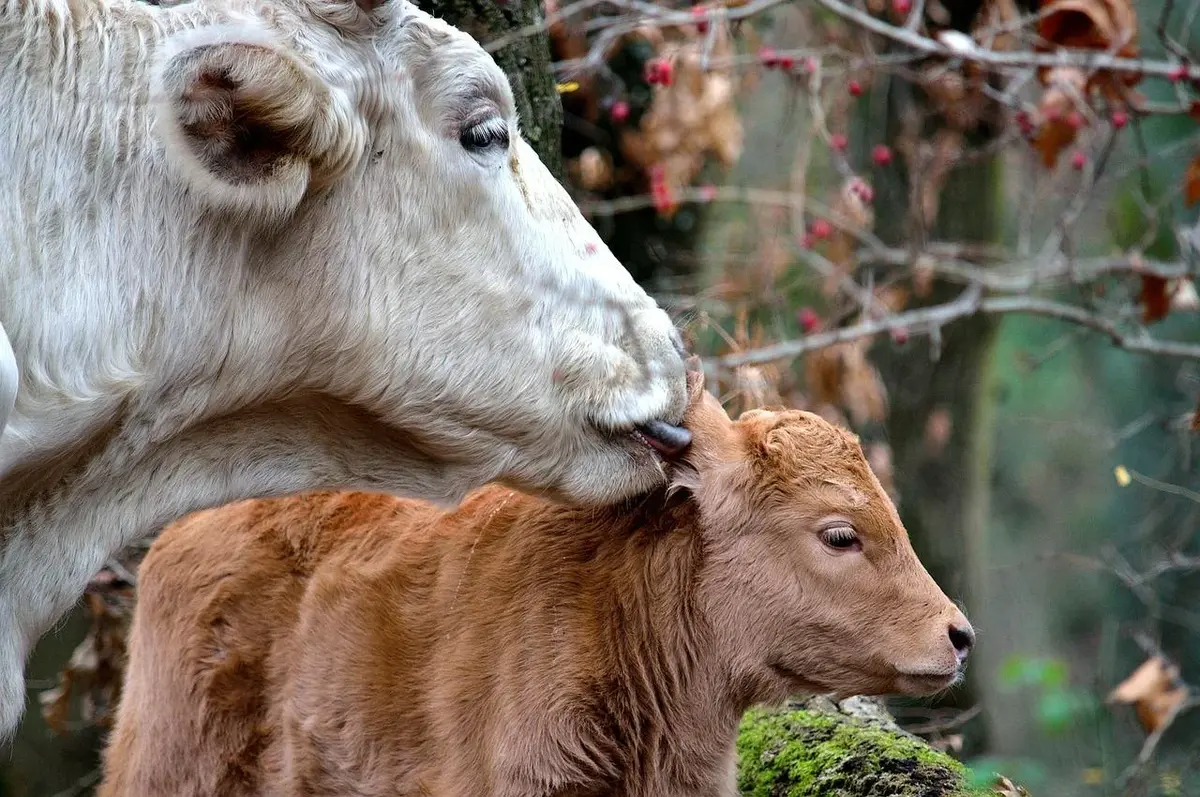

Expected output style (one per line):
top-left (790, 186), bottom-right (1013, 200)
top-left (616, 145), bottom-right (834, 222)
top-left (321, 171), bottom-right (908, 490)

top-left (948, 623), bottom-right (975, 657)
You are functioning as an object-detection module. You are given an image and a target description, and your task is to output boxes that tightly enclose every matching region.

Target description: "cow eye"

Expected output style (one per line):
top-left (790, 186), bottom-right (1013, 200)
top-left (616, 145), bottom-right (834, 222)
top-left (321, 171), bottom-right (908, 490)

top-left (820, 525), bottom-right (861, 553)
top-left (459, 118), bottom-right (510, 153)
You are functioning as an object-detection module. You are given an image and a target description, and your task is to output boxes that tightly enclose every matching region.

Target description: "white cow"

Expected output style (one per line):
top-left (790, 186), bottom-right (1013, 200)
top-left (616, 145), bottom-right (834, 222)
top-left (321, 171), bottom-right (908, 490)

top-left (0, 0), bottom-right (691, 737)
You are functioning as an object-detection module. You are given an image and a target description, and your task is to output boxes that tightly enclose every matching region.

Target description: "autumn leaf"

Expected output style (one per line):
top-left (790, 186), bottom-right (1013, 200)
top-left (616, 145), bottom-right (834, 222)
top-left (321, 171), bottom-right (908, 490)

top-left (1108, 655), bottom-right (1188, 734)
top-left (1035, 0), bottom-right (1140, 116)
top-left (805, 341), bottom-right (888, 426)
top-left (1138, 273), bottom-right (1171, 323)
top-left (1184, 153), bottom-right (1200, 207)
top-left (1038, 0), bottom-right (1138, 57)
top-left (991, 774), bottom-right (1031, 796)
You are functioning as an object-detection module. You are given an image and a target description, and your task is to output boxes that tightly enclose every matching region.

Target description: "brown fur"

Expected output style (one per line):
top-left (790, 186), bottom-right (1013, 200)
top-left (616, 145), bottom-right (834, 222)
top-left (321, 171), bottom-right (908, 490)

top-left (98, 372), bottom-right (972, 797)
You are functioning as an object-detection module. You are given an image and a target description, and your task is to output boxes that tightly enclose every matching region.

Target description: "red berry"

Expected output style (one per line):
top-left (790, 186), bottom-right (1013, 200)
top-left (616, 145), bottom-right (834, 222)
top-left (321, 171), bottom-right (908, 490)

top-left (871, 144), bottom-right (893, 166)
top-left (849, 178), bottom-right (875, 203)
top-left (890, 327), bottom-right (909, 344)
top-left (691, 6), bottom-right (709, 33)
top-left (1112, 110), bottom-right (1129, 129)
top-left (811, 218), bottom-right (833, 239)
top-left (758, 47), bottom-right (779, 68)
top-left (610, 100), bottom-right (630, 124)
top-left (830, 133), bottom-right (849, 152)
top-left (652, 181), bottom-right (674, 213)
top-left (798, 307), bottom-right (821, 333)
top-left (645, 58), bottom-right (673, 86)
top-left (658, 60), bottom-right (673, 86)
top-left (1066, 110), bottom-right (1085, 130)
top-left (893, 0), bottom-right (912, 13)
top-left (848, 79), bottom-right (864, 97)
top-left (1071, 151), bottom-right (1086, 170)
top-left (1015, 110), bottom-right (1034, 135)
top-left (1168, 63), bottom-right (1188, 83)
top-left (779, 55), bottom-right (795, 71)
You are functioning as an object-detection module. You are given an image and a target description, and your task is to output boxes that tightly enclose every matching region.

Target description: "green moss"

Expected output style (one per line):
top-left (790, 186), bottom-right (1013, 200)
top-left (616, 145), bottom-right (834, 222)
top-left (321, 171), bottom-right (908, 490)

top-left (737, 698), bottom-right (992, 797)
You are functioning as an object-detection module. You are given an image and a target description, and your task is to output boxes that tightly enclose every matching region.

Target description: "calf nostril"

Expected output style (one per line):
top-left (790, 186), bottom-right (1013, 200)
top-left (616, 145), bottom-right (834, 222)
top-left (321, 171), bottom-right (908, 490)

top-left (948, 623), bottom-right (975, 657)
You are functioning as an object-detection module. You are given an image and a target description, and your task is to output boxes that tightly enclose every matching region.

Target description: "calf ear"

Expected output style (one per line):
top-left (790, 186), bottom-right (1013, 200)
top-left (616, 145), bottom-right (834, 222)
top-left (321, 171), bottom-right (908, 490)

top-left (669, 367), bottom-right (736, 493)
top-left (152, 24), bottom-right (363, 220)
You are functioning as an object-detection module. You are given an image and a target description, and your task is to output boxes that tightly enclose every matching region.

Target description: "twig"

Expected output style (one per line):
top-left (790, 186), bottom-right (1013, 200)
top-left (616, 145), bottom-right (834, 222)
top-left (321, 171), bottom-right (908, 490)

top-left (1115, 693), bottom-right (1200, 788)
top-left (813, 0), bottom-right (1200, 82)
top-left (717, 288), bottom-right (1200, 367)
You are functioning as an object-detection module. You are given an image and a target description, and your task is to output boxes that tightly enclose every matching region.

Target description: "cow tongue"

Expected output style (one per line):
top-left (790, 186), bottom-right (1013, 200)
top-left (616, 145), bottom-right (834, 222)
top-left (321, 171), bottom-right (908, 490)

top-left (635, 420), bottom-right (692, 457)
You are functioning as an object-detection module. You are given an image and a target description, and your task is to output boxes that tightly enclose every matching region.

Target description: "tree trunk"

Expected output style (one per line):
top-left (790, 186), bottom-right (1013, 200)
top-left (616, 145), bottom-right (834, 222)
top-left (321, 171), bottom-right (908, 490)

top-left (863, 74), bottom-right (1005, 760)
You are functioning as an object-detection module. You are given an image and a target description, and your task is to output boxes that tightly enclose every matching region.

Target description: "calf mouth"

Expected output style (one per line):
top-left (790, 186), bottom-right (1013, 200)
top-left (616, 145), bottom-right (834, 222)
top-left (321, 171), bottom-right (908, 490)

top-left (895, 668), bottom-right (963, 695)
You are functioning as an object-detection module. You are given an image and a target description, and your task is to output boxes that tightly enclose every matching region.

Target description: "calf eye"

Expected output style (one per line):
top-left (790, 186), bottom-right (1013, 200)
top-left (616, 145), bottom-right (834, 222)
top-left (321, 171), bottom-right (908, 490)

top-left (460, 118), bottom-right (510, 153)
top-left (820, 525), bottom-right (861, 553)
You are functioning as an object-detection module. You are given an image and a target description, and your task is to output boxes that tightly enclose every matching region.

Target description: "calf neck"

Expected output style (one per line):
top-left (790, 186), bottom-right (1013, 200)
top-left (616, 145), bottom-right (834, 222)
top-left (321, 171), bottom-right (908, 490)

top-left (0, 0), bottom-right (690, 735)
top-left (99, 371), bottom-right (974, 797)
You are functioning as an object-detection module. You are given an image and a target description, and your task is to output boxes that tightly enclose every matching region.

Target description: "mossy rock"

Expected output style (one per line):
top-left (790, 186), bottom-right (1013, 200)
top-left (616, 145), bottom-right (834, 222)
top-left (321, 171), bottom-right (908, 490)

top-left (737, 696), bottom-right (993, 796)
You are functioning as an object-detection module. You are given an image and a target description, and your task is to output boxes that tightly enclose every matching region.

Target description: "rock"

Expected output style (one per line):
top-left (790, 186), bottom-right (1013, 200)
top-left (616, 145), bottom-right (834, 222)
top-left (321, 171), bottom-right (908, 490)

top-left (737, 696), bottom-right (989, 796)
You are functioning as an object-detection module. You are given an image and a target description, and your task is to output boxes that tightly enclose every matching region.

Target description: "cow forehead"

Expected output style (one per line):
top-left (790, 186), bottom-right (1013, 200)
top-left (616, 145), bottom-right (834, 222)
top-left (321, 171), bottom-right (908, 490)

top-left (386, 12), bottom-right (515, 116)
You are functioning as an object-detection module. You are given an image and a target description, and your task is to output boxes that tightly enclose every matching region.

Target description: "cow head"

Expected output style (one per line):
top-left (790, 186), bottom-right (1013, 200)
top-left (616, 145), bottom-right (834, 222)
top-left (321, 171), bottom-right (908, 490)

top-left (146, 0), bottom-right (689, 504)
top-left (672, 370), bottom-right (974, 699)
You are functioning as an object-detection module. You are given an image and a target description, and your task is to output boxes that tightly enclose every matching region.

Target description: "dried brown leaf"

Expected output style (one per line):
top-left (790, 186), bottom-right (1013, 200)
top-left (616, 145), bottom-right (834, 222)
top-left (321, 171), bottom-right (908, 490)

top-left (40, 589), bottom-right (134, 734)
top-left (1038, 0), bottom-right (1138, 58)
top-left (804, 341), bottom-right (888, 426)
top-left (991, 774), bottom-right (1031, 796)
top-left (1108, 655), bottom-right (1188, 733)
top-left (1139, 274), bottom-right (1171, 323)
top-left (573, 147), bottom-right (614, 192)
top-left (1184, 153), bottom-right (1200, 207)
top-left (619, 27), bottom-right (743, 216)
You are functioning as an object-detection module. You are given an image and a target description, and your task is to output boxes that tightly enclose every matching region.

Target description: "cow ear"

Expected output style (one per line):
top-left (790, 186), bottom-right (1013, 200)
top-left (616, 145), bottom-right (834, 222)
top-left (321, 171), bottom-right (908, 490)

top-left (152, 24), bottom-right (363, 221)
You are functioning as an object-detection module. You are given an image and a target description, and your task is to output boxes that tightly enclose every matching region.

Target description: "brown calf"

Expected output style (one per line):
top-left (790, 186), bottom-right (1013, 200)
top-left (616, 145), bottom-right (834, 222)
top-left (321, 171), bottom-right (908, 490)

top-left (98, 370), bottom-right (973, 797)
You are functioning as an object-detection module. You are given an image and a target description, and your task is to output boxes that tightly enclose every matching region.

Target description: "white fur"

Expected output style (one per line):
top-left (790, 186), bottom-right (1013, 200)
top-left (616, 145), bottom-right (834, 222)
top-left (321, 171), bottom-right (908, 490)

top-left (0, 0), bottom-right (687, 738)
top-left (0, 324), bottom-right (15, 435)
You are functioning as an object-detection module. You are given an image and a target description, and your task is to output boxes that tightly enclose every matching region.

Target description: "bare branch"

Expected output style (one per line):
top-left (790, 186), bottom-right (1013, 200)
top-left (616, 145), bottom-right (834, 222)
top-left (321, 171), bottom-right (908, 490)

top-left (718, 288), bottom-right (1200, 367)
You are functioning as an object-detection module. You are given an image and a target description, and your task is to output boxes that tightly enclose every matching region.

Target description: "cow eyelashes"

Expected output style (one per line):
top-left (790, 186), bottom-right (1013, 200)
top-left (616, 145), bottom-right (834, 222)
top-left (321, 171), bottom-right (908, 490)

top-left (820, 525), bottom-right (861, 552)
top-left (459, 118), bottom-right (510, 153)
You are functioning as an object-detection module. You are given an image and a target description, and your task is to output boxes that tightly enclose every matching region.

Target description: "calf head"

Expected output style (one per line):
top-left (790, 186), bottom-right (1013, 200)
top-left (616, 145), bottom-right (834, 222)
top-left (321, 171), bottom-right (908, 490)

top-left (673, 370), bottom-right (973, 699)
top-left (145, 0), bottom-right (687, 503)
